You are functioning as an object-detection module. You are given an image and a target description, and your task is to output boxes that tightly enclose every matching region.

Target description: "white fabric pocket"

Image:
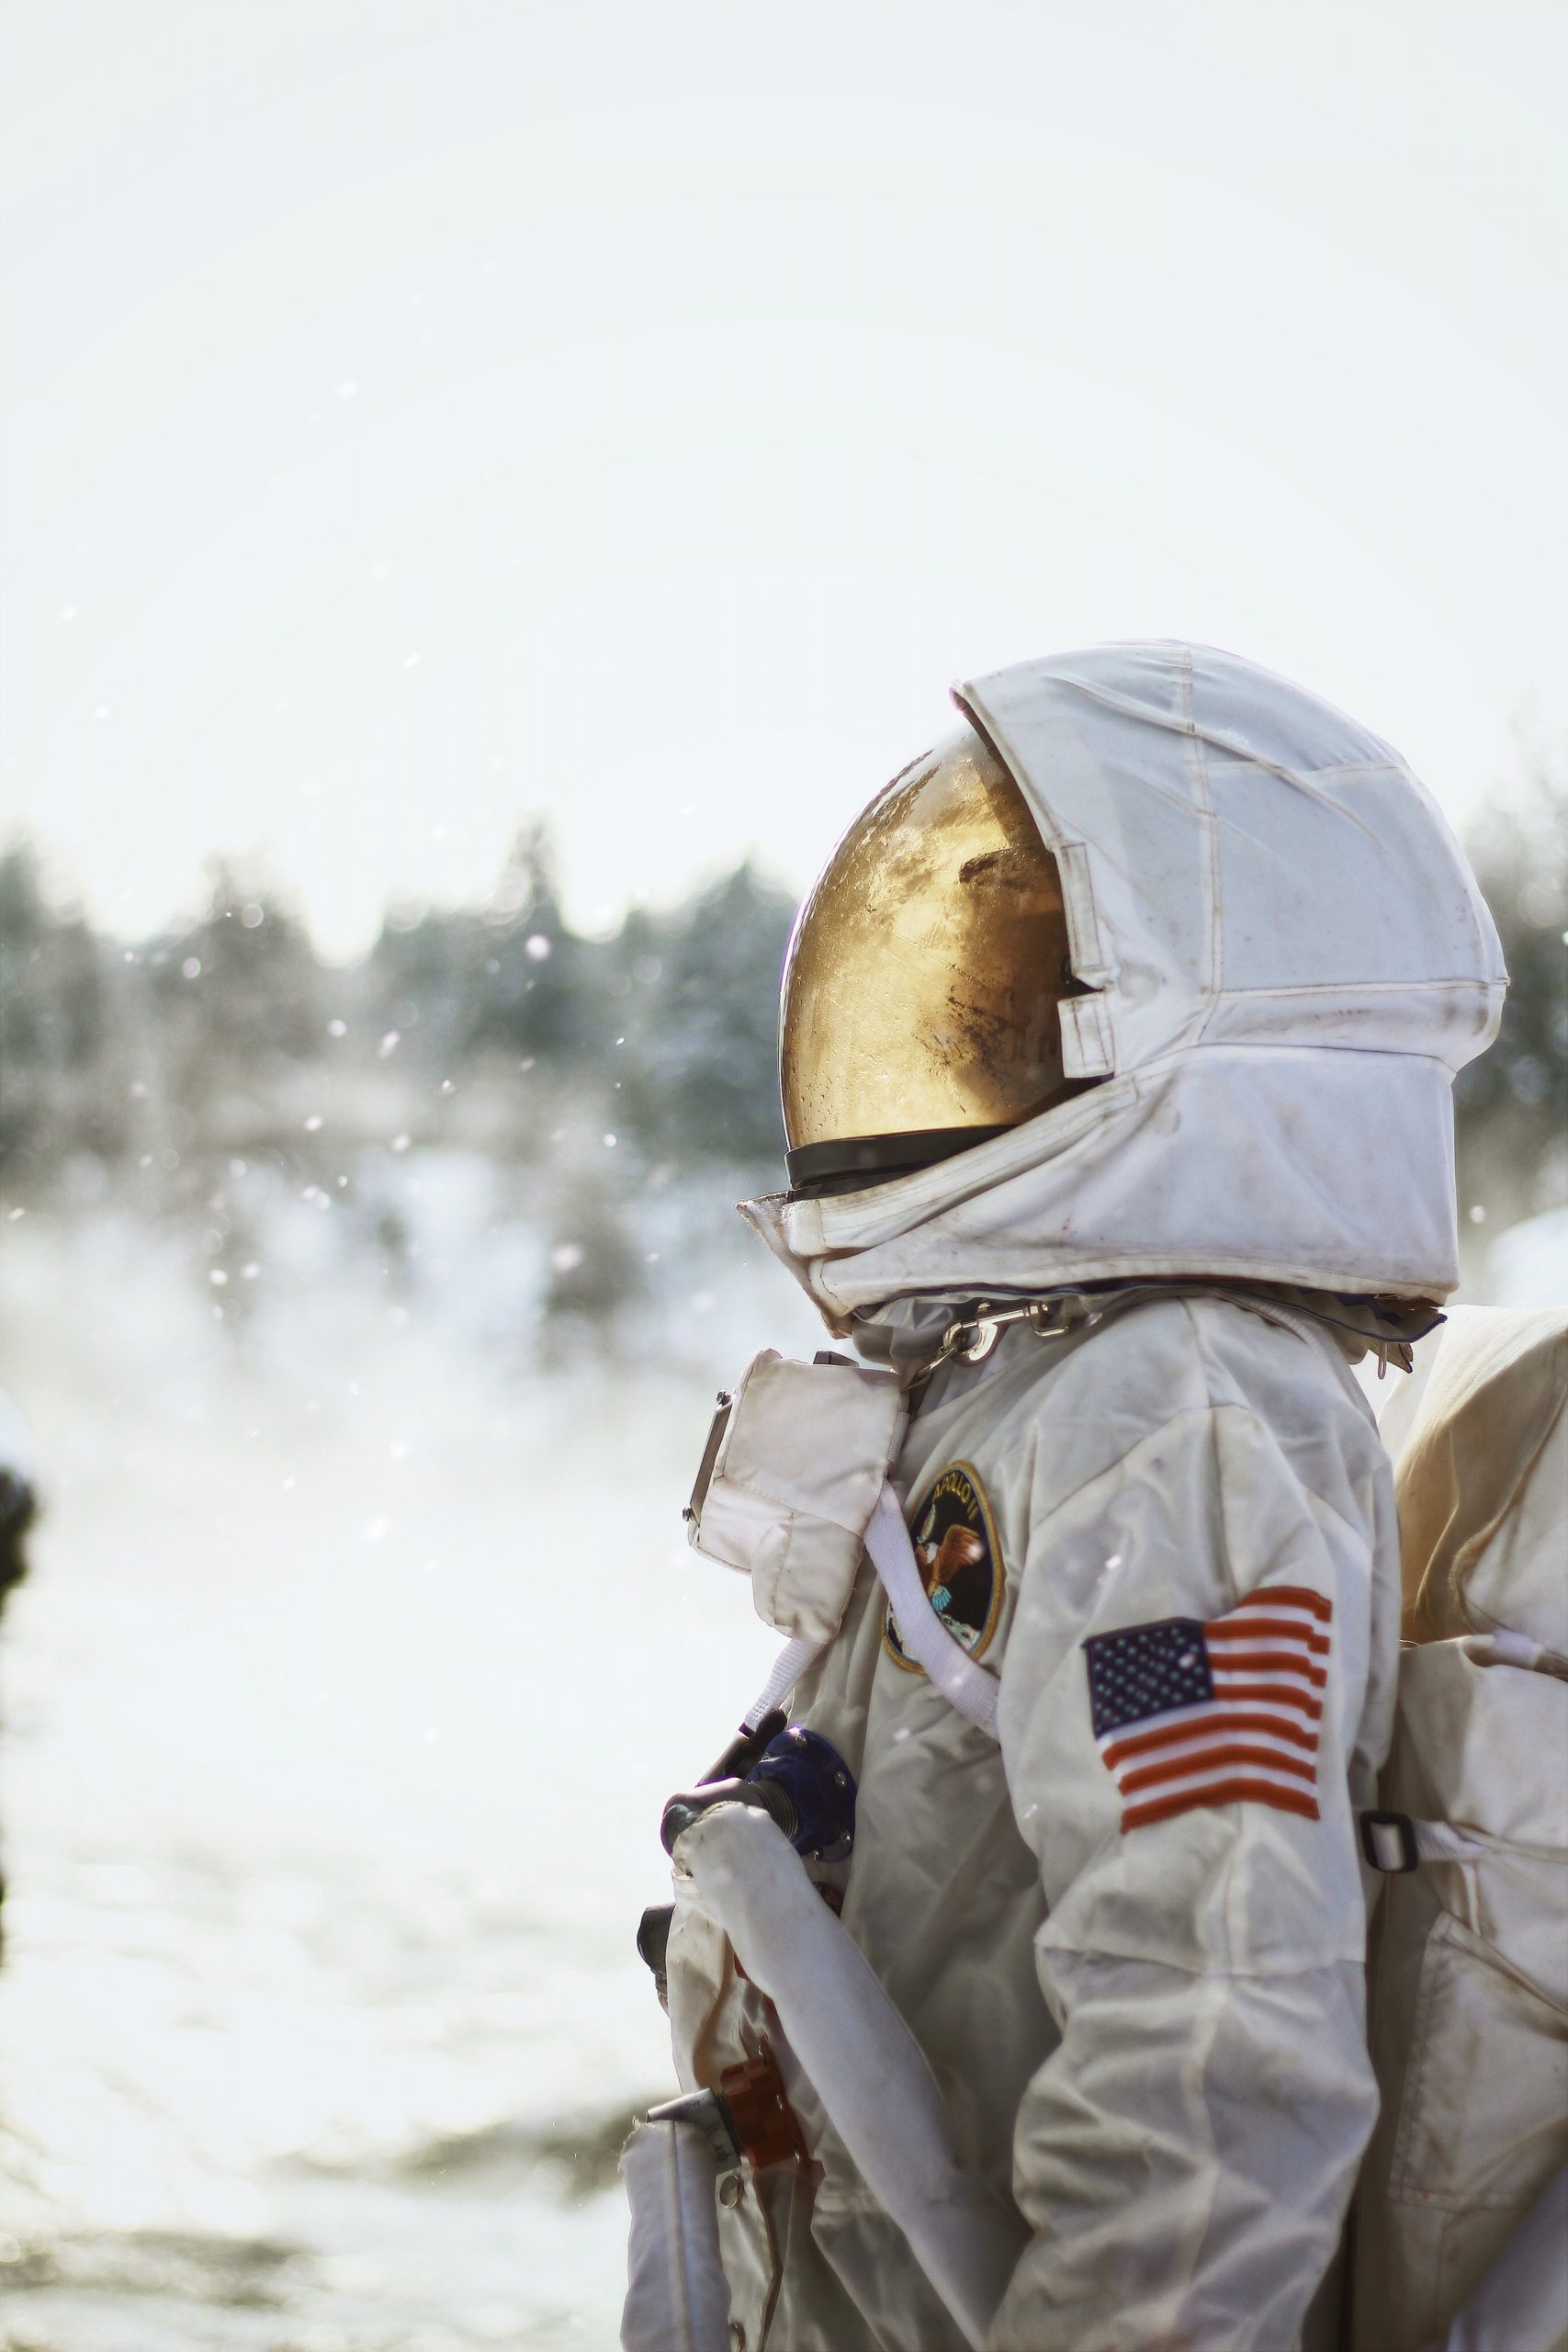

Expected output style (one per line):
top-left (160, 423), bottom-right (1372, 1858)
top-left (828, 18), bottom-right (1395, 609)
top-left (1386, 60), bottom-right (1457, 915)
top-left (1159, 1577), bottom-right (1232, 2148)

top-left (687, 1349), bottom-right (906, 1645)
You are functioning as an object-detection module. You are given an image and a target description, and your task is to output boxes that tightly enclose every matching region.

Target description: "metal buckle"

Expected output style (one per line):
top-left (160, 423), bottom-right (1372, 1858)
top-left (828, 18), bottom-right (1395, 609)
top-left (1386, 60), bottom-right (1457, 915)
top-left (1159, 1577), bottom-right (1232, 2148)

top-left (1360, 1809), bottom-right (1420, 1873)
top-left (954, 1318), bottom-right (999, 1363)
top-left (682, 1389), bottom-right (734, 1540)
top-left (645, 2086), bottom-right (743, 2172)
top-left (936, 1304), bottom-right (1025, 1366)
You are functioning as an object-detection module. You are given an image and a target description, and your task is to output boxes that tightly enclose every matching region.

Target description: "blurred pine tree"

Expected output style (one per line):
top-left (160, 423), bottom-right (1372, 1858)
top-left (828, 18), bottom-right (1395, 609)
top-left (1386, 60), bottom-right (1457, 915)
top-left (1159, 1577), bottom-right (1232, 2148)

top-left (1456, 755), bottom-right (1568, 1227)
top-left (631, 863), bottom-right (795, 1162)
top-left (0, 842), bottom-right (126, 1177)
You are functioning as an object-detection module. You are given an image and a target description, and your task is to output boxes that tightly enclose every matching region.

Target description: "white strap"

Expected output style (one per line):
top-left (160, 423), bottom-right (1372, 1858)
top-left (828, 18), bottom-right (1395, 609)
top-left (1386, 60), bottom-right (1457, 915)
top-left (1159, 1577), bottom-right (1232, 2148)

top-left (1361, 1810), bottom-right (1491, 1871)
top-left (741, 1633), bottom-right (824, 1733)
top-left (863, 1485), bottom-right (1001, 1741)
top-left (1463, 1628), bottom-right (1568, 1678)
top-left (1406, 1818), bottom-right (1492, 1865)
top-left (741, 1484), bottom-right (1002, 1741)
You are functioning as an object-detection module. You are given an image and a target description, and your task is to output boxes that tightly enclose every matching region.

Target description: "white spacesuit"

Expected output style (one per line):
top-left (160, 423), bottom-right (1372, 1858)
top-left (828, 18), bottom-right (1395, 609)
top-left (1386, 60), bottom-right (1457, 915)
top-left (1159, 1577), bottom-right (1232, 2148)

top-left (639, 642), bottom-right (1508, 2352)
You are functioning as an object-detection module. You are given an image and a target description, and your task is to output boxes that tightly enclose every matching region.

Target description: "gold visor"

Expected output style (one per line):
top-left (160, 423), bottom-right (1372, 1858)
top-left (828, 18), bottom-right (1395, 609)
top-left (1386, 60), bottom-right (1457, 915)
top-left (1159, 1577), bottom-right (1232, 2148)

top-left (780, 723), bottom-right (1076, 1190)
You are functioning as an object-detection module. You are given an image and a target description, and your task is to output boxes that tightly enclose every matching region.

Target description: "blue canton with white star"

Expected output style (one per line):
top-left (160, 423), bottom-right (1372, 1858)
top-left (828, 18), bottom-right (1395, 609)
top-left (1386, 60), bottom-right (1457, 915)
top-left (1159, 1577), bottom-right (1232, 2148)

top-left (1084, 1618), bottom-right (1214, 1739)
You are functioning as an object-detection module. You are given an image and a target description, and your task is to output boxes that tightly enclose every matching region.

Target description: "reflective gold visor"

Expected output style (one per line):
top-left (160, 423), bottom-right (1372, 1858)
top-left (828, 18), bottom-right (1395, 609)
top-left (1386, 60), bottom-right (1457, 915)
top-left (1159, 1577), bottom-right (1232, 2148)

top-left (780, 724), bottom-right (1077, 1191)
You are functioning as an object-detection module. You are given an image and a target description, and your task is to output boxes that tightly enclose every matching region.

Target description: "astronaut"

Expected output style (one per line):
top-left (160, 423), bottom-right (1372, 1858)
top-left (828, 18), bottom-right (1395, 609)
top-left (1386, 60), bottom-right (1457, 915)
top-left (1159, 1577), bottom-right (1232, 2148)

top-left (649, 642), bottom-right (1506, 2352)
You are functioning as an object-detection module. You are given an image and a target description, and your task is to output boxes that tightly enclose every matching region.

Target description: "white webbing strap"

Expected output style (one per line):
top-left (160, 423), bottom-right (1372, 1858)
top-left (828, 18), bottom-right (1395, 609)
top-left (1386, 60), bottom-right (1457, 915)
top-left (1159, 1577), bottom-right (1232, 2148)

top-left (1463, 1628), bottom-right (1568, 1678)
top-left (1360, 1809), bottom-right (1491, 1872)
top-left (863, 1484), bottom-right (1001, 1741)
top-left (741, 1633), bottom-right (826, 1733)
top-left (1405, 1819), bottom-right (1492, 1865)
top-left (740, 1484), bottom-right (1002, 1742)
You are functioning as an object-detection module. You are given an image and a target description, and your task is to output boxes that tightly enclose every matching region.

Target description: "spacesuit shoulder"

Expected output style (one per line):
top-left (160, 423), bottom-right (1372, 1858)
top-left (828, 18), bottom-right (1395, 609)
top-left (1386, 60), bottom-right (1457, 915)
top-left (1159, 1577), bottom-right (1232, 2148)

top-left (983, 1290), bottom-right (1278, 1464)
top-left (977, 1290), bottom-right (1384, 1555)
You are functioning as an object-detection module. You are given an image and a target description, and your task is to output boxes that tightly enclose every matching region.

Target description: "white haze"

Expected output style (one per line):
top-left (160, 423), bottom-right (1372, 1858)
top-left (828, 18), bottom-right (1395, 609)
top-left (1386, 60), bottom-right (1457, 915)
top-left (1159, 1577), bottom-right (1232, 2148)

top-left (2, 0), bottom-right (1565, 953)
top-left (0, 1181), bottom-right (825, 2348)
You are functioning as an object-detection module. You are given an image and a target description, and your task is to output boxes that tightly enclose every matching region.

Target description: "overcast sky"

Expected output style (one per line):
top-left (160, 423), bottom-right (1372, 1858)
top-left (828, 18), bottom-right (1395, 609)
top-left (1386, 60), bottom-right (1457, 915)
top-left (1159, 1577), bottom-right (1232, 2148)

top-left (3, 0), bottom-right (1564, 956)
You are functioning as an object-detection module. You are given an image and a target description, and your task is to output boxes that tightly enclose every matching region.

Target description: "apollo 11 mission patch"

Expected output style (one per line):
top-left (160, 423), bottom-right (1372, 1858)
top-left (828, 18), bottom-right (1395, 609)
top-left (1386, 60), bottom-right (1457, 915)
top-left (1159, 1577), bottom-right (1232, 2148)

top-left (883, 1462), bottom-right (1003, 1673)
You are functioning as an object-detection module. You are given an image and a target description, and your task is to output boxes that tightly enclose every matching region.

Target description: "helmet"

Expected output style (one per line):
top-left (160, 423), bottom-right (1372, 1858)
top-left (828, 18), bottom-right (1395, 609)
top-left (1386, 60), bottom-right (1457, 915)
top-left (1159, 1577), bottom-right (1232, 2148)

top-left (780, 722), bottom-right (1080, 1193)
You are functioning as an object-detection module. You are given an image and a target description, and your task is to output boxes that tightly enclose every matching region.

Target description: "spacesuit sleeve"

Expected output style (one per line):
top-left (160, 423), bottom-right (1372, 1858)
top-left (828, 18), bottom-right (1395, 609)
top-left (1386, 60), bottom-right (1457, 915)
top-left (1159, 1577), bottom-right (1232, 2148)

top-left (987, 1396), bottom-right (1383, 2352)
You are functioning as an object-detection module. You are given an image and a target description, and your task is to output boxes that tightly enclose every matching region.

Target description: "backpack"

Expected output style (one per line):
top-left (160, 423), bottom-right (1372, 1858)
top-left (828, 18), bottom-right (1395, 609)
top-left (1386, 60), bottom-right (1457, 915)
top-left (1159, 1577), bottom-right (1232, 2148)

top-left (1352, 1306), bottom-right (1568, 2352)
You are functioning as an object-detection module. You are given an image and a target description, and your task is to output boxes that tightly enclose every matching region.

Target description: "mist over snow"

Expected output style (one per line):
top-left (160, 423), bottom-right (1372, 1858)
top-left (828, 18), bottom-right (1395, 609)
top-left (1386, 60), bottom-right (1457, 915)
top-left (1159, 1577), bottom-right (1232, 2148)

top-left (0, 726), bottom-right (1562, 2345)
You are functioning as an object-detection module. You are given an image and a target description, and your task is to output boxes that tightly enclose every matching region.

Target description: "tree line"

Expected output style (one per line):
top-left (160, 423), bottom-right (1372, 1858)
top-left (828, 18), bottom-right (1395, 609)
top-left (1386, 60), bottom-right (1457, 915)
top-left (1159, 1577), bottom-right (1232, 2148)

top-left (0, 827), bottom-right (797, 1196)
top-left (1, 768), bottom-right (1563, 1235)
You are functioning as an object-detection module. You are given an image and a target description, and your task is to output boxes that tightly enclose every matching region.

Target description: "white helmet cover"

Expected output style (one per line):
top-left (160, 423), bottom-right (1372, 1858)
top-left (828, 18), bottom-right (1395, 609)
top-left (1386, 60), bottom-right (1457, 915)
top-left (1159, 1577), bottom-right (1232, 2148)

top-left (746, 641), bottom-right (1506, 1320)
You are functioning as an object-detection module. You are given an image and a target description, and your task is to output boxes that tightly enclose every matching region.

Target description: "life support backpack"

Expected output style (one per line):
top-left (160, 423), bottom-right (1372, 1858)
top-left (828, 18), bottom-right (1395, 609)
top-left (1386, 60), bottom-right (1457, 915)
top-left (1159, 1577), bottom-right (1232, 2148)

top-left (1352, 1305), bottom-right (1568, 2352)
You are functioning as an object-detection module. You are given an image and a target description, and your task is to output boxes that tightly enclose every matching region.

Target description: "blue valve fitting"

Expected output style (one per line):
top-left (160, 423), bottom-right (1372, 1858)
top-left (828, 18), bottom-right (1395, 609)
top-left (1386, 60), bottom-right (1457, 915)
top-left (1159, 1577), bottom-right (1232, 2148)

top-left (660, 1724), bottom-right (857, 1863)
top-left (746, 1724), bottom-right (856, 1863)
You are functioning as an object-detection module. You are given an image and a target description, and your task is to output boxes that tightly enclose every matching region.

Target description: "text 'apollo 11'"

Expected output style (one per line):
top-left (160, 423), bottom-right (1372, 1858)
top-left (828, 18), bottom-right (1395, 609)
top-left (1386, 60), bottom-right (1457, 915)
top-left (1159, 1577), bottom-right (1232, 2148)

top-left (1083, 1588), bottom-right (1333, 1832)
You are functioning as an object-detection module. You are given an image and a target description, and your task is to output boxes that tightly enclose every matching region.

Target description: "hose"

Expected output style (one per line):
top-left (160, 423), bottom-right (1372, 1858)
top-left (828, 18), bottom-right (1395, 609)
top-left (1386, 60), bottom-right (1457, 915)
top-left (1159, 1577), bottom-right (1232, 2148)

top-left (620, 2116), bottom-right (733, 2352)
top-left (672, 1800), bottom-right (1025, 2350)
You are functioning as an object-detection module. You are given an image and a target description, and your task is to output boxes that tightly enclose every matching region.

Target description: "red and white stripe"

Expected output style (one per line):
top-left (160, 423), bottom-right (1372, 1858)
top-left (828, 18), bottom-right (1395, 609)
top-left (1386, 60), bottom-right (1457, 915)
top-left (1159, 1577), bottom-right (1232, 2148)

top-left (1101, 1586), bottom-right (1333, 1833)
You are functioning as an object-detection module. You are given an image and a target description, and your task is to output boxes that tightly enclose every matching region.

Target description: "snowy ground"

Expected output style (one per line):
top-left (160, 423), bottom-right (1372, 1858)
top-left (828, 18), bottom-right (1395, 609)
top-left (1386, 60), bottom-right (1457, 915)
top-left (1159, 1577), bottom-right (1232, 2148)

top-left (0, 1184), bottom-right (1562, 2351)
top-left (0, 1180), bottom-right (820, 2352)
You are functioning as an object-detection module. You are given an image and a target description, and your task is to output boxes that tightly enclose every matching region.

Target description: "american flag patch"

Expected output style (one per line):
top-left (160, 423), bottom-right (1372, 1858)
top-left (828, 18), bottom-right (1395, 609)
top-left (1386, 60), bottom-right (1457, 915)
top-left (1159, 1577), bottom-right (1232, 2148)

top-left (1084, 1587), bottom-right (1333, 1833)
